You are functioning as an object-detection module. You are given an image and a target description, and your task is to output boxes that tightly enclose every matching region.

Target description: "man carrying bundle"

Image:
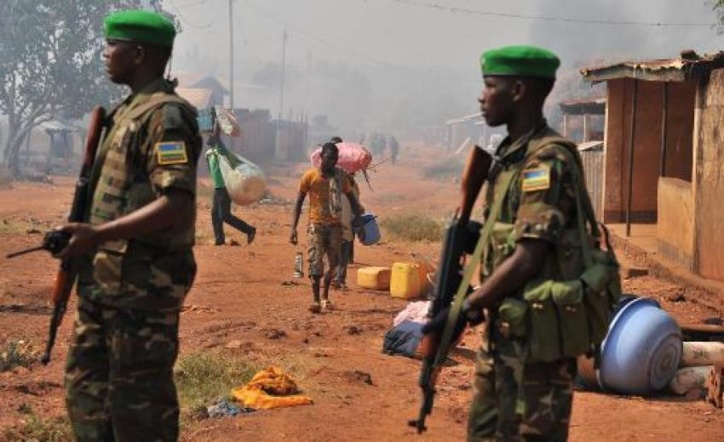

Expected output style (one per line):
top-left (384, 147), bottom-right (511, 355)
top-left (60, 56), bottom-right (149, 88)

top-left (290, 142), bottom-right (363, 313)
top-left (205, 122), bottom-right (257, 246)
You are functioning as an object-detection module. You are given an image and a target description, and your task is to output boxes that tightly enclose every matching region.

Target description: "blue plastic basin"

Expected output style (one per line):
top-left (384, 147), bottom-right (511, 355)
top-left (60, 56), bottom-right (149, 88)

top-left (360, 213), bottom-right (380, 246)
top-left (597, 297), bottom-right (682, 396)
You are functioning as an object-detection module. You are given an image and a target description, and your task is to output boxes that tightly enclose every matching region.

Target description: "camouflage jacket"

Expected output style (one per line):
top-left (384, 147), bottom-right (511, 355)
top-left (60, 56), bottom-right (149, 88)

top-left (482, 124), bottom-right (583, 280)
top-left (78, 78), bottom-right (202, 311)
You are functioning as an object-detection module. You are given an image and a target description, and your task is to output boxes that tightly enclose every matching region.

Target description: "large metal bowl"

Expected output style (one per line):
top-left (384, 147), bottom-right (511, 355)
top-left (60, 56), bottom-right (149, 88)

top-left (597, 297), bottom-right (682, 396)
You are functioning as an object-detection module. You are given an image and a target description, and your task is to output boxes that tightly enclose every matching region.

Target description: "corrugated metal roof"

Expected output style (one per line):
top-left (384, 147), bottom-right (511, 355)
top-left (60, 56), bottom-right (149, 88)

top-left (578, 140), bottom-right (604, 151)
top-left (176, 88), bottom-right (213, 110)
top-left (580, 51), bottom-right (724, 83)
top-left (559, 97), bottom-right (606, 115)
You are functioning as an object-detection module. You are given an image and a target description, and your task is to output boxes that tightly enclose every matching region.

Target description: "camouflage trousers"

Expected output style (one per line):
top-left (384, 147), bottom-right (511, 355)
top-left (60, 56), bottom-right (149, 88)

top-left (307, 223), bottom-right (342, 278)
top-left (65, 296), bottom-right (182, 442)
top-left (468, 328), bottom-right (576, 442)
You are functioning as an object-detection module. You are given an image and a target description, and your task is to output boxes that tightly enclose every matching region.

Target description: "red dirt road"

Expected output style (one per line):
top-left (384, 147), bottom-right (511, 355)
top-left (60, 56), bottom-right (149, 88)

top-left (0, 144), bottom-right (722, 441)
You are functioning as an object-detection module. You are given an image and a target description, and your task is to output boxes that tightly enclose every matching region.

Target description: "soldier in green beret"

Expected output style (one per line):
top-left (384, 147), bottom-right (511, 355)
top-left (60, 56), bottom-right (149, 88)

top-left (423, 45), bottom-right (612, 441)
top-left (56, 9), bottom-right (202, 441)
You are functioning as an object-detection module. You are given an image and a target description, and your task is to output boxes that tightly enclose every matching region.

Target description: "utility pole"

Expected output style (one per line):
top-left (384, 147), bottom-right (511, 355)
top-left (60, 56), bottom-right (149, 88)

top-left (279, 29), bottom-right (287, 118)
top-left (228, 0), bottom-right (234, 109)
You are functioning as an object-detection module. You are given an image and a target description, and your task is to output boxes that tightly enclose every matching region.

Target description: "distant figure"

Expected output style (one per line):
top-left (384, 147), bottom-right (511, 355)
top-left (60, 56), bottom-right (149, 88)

top-left (205, 125), bottom-right (256, 246)
top-left (388, 135), bottom-right (399, 166)
top-left (290, 142), bottom-right (363, 313)
top-left (335, 170), bottom-right (363, 290)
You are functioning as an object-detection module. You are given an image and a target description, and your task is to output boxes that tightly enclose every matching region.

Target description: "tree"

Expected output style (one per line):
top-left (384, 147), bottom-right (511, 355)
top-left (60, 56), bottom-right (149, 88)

top-left (0, 0), bottom-right (162, 177)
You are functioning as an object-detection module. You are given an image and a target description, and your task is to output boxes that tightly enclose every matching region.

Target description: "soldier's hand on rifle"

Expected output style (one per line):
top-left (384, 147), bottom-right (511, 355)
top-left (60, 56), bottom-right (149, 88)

top-left (421, 299), bottom-right (485, 342)
top-left (290, 230), bottom-right (298, 245)
top-left (55, 223), bottom-right (101, 259)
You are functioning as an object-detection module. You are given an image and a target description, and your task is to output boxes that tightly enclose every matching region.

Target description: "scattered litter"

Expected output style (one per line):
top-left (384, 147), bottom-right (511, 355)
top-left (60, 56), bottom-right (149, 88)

top-left (281, 280), bottom-right (299, 286)
top-left (206, 398), bottom-right (255, 418)
top-left (345, 325), bottom-right (362, 335)
top-left (262, 328), bottom-right (287, 340)
top-left (343, 370), bottom-right (373, 386)
top-left (181, 304), bottom-right (218, 314)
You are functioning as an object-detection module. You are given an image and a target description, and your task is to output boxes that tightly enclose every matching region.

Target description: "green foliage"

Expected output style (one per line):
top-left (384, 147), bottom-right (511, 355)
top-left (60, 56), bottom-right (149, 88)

top-left (3, 405), bottom-right (71, 442)
top-left (715, 0), bottom-right (724, 29)
top-left (175, 351), bottom-right (258, 414)
top-left (0, 339), bottom-right (41, 372)
top-left (379, 214), bottom-right (443, 242)
top-left (0, 0), bottom-right (165, 175)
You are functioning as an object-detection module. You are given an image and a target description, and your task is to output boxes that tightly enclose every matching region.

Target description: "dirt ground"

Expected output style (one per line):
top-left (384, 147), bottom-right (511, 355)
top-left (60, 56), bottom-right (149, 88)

top-left (0, 143), bottom-right (722, 441)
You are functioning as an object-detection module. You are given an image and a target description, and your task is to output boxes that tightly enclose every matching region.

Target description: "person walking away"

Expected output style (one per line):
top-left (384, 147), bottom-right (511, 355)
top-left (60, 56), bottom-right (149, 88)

top-left (205, 123), bottom-right (256, 246)
top-left (290, 142), bottom-right (363, 313)
top-left (55, 10), bottom-right (202, 441)
top-left (423, 46), bottom-right (608, 441)
top-left (389, 135), bottom-right (399, 167)
top-left (335, 170), bottom-right (363, 290)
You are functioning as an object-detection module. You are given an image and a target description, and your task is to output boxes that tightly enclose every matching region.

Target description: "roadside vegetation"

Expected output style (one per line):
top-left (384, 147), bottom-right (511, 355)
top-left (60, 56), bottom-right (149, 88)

top-left (175, 350), bottom-right (259, 422)
top-left (3, 405), bottom-right (71, 442)
top-left (379, 214), bottom-right (443, 242)
top-left (0, 339), bottom-right (41, 372)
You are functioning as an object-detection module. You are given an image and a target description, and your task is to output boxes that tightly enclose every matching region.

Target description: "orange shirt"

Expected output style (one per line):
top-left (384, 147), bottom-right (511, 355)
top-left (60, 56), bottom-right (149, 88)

top-left (299, 168), bottom-right (351, 225)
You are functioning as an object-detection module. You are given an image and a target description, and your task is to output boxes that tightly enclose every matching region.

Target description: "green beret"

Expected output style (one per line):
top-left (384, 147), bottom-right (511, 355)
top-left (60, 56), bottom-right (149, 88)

top-left (480, 45), bottom-right (560, 79)
top-left (104, 10), bottom-right (176, 47)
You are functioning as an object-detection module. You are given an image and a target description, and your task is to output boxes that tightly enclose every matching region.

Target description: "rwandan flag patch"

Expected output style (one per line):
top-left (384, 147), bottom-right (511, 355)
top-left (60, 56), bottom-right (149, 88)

top-left (155, 141), bottom-right (188, 165)
top-left (521, 167), bottom-right (550, 192)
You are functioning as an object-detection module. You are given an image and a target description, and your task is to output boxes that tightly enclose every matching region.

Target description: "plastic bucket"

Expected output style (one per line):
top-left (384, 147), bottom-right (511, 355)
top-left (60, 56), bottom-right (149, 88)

top-left (359, 213), bottom-right (380, 246)
top-left (597, 297), bottom-right (682, 396)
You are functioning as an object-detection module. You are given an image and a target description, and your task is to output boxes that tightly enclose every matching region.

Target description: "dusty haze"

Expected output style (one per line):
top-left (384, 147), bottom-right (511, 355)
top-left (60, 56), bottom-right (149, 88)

top-left (168, 0), bottom-right (723, 137)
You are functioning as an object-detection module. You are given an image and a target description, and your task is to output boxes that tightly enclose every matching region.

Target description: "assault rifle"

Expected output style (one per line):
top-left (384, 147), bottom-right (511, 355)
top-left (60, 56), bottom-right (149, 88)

top-left (409, 146), bottom-right (493, 433)
top-left (6, 106), bottom-right (106, 364)
top-left (408, 215), bottom-right (481, 433)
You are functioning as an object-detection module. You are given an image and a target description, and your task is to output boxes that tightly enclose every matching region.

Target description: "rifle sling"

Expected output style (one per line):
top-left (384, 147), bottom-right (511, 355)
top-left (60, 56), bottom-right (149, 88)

top-left (433, 168), bottom-right (516, 368)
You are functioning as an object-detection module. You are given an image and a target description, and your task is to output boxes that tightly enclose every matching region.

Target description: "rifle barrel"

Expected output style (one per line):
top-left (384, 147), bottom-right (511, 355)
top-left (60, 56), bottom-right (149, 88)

top-left (5, 246), bottom-right (46, 259)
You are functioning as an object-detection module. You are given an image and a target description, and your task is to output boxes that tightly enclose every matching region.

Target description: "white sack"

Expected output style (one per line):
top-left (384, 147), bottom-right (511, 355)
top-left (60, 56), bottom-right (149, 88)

top-left (218, 154), bottom-right (267, 206)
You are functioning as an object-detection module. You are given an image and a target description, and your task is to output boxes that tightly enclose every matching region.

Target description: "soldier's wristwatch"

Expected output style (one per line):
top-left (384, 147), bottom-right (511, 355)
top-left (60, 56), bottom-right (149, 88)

top-left (462, 298), bottom-right (485, 326)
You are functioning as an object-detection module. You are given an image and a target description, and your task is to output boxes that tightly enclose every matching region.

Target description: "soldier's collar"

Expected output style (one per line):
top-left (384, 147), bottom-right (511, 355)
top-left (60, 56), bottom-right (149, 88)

top-left (496, 121), bottom-right (549, 167)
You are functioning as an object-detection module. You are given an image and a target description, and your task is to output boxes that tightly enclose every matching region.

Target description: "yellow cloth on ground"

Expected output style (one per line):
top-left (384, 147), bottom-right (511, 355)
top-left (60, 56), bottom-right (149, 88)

top-left (231, 366), bottom-right (313, 409)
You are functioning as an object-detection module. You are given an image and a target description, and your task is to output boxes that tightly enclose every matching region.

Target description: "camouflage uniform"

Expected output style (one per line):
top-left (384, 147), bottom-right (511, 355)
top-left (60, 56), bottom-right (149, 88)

top-left (65, 78), bottom-right (201, 442)
top-left (468, 124), bottom-right (581, 442)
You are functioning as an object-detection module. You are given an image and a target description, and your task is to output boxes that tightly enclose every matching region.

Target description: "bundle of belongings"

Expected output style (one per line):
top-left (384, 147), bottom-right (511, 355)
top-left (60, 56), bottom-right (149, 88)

top-left (310, 142), bottom-right (372, 173)
top-left (382, 301), bottom-right (430, 358)
top-left (231, 366), bottom-right (313, 409)
top-left (218, 150), bottom-right (267, 206)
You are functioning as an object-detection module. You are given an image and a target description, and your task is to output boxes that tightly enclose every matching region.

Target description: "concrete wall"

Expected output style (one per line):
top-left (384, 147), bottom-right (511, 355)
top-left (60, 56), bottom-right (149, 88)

top-left (662, 82), bottom-right (696, 181)
top-left (694, 70), bottom-right (724, 280)
top-left (603, 79), bottom-right (695, 223)
top-left (657, 177), bottom-right (694, 270)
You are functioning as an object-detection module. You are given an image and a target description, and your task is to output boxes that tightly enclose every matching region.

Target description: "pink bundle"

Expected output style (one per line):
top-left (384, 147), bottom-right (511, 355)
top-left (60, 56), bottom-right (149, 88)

top-left (310, 142), bottom-right (372, 173)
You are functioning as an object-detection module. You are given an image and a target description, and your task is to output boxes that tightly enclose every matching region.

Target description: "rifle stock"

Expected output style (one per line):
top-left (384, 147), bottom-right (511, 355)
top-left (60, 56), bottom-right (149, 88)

top-left (40, 106), bottom-right (106, 365)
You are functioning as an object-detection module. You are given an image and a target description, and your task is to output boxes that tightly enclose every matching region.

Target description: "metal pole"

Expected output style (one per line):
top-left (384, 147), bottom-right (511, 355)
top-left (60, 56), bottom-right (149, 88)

top-left (659, 83), bottom-right (669, 177)
top-left (626, 80), bottom-right (638, 237)
top-left (228, 0), bottom-right (234, 109)
top-left (279, 29), bottom-right (287, 119)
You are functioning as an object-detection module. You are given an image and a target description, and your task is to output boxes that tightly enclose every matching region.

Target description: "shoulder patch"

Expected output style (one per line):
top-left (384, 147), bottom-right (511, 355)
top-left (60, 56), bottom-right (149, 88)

top-left (155, 141), bottom-right (188, 165)
top-left (521, 167), bottom-right (550, 192)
